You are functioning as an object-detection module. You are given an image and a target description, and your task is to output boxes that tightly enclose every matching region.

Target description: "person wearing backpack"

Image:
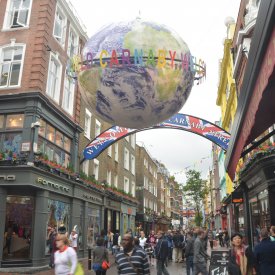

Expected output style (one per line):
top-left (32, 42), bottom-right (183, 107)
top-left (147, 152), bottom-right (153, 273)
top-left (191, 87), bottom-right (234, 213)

top-left (172, 230), bottom-right (184, 263)
top-left (155, 231), bottom-right (170, 275)
top-left (185, 232), bottom-right (194, 275)
top-left (165, 230), bottom-right (173, 261)
top-left (93, 238), bottom-right (109, 275)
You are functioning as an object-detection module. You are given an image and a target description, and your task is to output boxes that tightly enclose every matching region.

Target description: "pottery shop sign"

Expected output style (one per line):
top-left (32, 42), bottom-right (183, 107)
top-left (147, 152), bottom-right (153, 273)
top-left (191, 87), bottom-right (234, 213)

top-left (36, 177), bottom-right (70, 193)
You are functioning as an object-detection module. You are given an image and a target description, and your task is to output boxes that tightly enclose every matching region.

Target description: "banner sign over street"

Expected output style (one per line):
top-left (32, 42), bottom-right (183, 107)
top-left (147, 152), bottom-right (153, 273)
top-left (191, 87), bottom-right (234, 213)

top-left (83, 113), bottom-right (230, 160)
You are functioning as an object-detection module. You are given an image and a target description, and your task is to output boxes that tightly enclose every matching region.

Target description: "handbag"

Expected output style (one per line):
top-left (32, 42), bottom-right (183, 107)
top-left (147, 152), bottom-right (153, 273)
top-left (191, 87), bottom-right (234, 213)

top-left (74, 262), bottom-right (84, 275)
top-left (102, 260), bottom-right (110, 270)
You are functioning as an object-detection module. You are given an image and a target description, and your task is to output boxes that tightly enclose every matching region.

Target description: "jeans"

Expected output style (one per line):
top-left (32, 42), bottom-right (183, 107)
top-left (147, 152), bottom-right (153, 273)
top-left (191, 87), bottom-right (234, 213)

top-left (157, 259), bottom-right (170, 275)
top-left (186, 256), bottom-right (193, 275)
top-left (193, 262), bottom-right (207, 275)
top-left (173, 247), bottom-right (182, 262)
top-left (168, 247), bottom-right (173, 260)
top-left (209, 240), bottom-right (214, 249)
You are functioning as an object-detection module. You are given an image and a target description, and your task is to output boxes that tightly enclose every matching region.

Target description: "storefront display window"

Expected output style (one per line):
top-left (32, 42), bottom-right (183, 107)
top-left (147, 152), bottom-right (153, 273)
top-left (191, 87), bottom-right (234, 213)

top-left (116, 212), bottom-right (120, 231)
top-left (87, 208), bottom-right (100, 248)
top-left (78, 205), bottom-right (84, 250)
top-left (45, 199), bottom-right (70, 254)
top-left (38, 119), bottom-right (46, 137)
top-left (3, 132), bottom-right (22, 154)
top-left (250, 190), bottom-right (270, 246)
top-left (123, 214), bottom-right (128, 235)
top-left (0, 113), bottom-right (24, 156)
top-left (107, 210), bottom-right (112, 230)
top-left (38, 120), bottom-right (71, 167)
top-left (64, 136), bottom-right (71, 152)
top-left (238, 204), bottom-right (246, 239)
top-left (6, 114), bottom-right (24, 129)
top-left (0, 115), bottom-right (4, 128)
top-left (55, 131), bottom-right (63, 147)
top-left (46, 124), bottom-right (55, 142)
top-left (3, 196), bottom-right (33, 260)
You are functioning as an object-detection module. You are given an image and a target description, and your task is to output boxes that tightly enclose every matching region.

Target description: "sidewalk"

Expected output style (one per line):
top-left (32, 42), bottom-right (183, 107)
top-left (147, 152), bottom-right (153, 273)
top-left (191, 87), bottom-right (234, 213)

top-left (0, 252), bottom-right (116, 275)
top-left (0, 243), bottom-right (227, 275)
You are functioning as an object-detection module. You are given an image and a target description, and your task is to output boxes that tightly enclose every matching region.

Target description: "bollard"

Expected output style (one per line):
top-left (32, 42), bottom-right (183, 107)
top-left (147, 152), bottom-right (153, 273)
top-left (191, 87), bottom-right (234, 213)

top-left (88, 248), bottom-right (92, 270)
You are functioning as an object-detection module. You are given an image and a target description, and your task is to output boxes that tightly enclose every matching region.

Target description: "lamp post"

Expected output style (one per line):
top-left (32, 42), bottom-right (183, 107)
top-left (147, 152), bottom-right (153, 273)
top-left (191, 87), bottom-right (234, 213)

top-left (28, 121), bottom-right (41, 165)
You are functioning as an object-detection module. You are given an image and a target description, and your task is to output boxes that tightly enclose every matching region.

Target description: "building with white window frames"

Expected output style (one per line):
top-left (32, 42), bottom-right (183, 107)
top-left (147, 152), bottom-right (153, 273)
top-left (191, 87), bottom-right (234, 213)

top-left (135, 144), bottom-right (159, 235)
top-left (0, 0), bottom-right (107, 269)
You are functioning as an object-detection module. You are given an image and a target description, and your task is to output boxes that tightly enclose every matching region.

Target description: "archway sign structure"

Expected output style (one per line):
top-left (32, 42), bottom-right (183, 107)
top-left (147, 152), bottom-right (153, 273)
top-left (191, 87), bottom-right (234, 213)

top-left (83, 113), bottom-right (230, 161)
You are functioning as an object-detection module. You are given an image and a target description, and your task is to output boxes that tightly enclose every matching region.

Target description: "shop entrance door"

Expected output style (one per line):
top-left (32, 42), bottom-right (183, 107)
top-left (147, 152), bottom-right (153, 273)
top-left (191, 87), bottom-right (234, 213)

top-left (2, 196), bottom-right (34, 260)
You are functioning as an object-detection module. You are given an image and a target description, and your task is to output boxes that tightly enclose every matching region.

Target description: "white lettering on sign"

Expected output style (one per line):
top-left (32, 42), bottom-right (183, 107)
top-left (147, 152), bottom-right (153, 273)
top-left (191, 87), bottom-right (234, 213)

top-left (0, 175), bottom-right (16, 181)
top-left (83, 193), bottom-right (102, 203)
top-left (37, 177), bottom-right (70, 192)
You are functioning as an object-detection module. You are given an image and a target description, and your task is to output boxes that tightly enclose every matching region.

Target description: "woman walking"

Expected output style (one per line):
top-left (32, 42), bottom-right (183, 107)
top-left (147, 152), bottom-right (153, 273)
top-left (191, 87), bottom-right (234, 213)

top-left (54, 233), bottom-right (77, 275)
top-left (228, 233), bottom-right (256, 275)
top-left (93, 238), bottom-right (109, 275)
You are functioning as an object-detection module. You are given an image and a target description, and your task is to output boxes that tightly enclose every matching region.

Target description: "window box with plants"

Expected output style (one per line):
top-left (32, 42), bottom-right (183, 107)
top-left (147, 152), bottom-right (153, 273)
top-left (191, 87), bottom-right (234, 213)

top-left (0, 151), bottom-right (18, 166)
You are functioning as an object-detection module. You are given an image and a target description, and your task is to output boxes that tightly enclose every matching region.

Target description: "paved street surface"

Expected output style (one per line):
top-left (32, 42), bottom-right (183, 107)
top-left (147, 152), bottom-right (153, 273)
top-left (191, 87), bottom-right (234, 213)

top-left (0, 257), bottom-right (188, 275)
top-left (0, 257), bottom-right (196, 275)
top-left (108, 260), bottom-right (188, 275)
top-left (0, 243), bottom-right (226, 274)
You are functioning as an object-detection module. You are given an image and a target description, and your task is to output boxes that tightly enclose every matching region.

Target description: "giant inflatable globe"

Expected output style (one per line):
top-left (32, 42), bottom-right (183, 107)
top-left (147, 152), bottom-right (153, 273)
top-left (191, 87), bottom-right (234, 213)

top-left (78, 19), bottom-right (195, 129)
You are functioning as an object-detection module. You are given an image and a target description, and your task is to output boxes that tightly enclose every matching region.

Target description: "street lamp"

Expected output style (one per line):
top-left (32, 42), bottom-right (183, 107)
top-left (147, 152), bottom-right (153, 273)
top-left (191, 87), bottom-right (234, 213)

top-left (28, 121), bottom-right (41, 165)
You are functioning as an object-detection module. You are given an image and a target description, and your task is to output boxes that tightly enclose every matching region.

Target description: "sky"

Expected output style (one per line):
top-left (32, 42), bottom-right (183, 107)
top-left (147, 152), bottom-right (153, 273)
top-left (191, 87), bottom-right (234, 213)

top-left (69, 0), bottom-right (240, 184)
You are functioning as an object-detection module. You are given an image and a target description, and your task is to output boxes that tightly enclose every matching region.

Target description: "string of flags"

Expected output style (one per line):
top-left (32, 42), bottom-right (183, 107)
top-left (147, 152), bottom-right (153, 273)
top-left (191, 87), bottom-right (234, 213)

top-left (173, 155), bottom-right (211, 175)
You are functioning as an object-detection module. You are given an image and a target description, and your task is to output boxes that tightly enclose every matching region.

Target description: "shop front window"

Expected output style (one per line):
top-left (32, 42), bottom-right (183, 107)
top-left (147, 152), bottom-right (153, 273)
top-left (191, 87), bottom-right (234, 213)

top-left (238, 204), bottom-right (245, 238)
top-left (0, 115), bottom-right (4, 128)
top-left (6, 114), bottom-right (24, 129)
top-left (78, 205), bottom-right (84, 250)
top-left (38, 120), bottom-right (71, 167)
top-left (3, 132), bottom-right (22, 155)
top-left (116, 212), bottom-right (120, 231)
top-left (87, 208), bottom-right (100, 248)
top-left (123, 214), bottom-right (128, 235)
top-left (3, 196), bottom-right (33, 259)
top-left (250, 190), bottom-right (270, 246)
top-left (0, 113), bottom-right (24, 157)
top-left (45, 199), bottom-right (70, 254)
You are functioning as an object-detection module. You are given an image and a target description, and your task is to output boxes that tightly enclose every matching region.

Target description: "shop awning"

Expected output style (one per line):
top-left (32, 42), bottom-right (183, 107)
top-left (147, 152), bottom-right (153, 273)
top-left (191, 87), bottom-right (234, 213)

top-left (225, 0), bottom-right (275, 179)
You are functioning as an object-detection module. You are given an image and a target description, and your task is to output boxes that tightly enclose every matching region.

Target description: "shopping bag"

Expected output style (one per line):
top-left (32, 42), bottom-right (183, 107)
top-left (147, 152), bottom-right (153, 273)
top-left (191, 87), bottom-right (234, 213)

top-left (74, 262), bottom-right (84, 275)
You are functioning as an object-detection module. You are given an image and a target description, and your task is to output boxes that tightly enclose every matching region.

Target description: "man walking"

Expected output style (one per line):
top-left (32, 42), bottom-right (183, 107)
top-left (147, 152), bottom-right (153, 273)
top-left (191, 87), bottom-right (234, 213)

top-left (218, 228), bottom-right (224, 247)
top-left (185, 232), bottom-right (194, 275)
top-left (165, 230), bottom-right (173, 261)
top-left (254, 228), bottom-right (275, 275)
top-left (172, 230), bottom-right (184, 263)
top-left (193, 229), bottom-right (210, 275)
top-left (155, 231), bottom-right (170, 275)
top-left (116, 233), bottom-right (150, 274)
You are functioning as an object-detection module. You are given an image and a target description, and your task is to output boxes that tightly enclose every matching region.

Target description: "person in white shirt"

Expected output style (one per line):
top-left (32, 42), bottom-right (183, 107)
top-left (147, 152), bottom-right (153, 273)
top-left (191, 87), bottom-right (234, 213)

top-left (69, 229), bottom-right (78, 251)
top-left (139, 231), bottom-right (147, 249)
top-left (54, 233), bottom-right (77, 275)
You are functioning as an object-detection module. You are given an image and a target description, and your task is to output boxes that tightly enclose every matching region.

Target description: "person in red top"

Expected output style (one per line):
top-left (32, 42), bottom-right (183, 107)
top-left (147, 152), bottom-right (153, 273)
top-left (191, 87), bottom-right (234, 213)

top-left (147, 230), bottom-right (157, 266)
top-left (47, 226), bottom-right (57, 268)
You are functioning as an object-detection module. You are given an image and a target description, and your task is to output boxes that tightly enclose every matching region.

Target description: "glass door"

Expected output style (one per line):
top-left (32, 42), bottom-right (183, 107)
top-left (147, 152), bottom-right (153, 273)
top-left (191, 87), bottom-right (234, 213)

top-left (3, 196), bottom-right (34, 259)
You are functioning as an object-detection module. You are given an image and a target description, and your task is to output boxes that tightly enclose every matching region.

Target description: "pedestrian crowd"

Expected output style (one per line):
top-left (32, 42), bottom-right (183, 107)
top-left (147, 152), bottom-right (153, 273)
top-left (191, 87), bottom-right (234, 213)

top-left (112, 225), bottom-right (275, 275)
top-left (45, 224), bottom-right (275, 275)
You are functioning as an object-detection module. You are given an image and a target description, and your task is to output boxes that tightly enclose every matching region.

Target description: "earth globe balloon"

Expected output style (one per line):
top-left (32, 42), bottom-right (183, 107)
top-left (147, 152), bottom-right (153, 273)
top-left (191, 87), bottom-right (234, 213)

top-left (78, 19), bottom-right (196, 129)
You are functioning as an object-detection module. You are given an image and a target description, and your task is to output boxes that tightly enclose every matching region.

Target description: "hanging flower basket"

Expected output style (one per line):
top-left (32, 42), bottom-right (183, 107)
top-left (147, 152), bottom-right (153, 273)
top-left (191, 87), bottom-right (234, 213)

top-left (239, 143), bottom-right (275, 177)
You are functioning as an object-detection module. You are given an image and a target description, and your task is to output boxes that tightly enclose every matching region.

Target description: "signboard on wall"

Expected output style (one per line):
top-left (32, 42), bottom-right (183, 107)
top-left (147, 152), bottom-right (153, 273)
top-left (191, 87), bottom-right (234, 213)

top-left (232, 192), bottom-right (243, 204)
